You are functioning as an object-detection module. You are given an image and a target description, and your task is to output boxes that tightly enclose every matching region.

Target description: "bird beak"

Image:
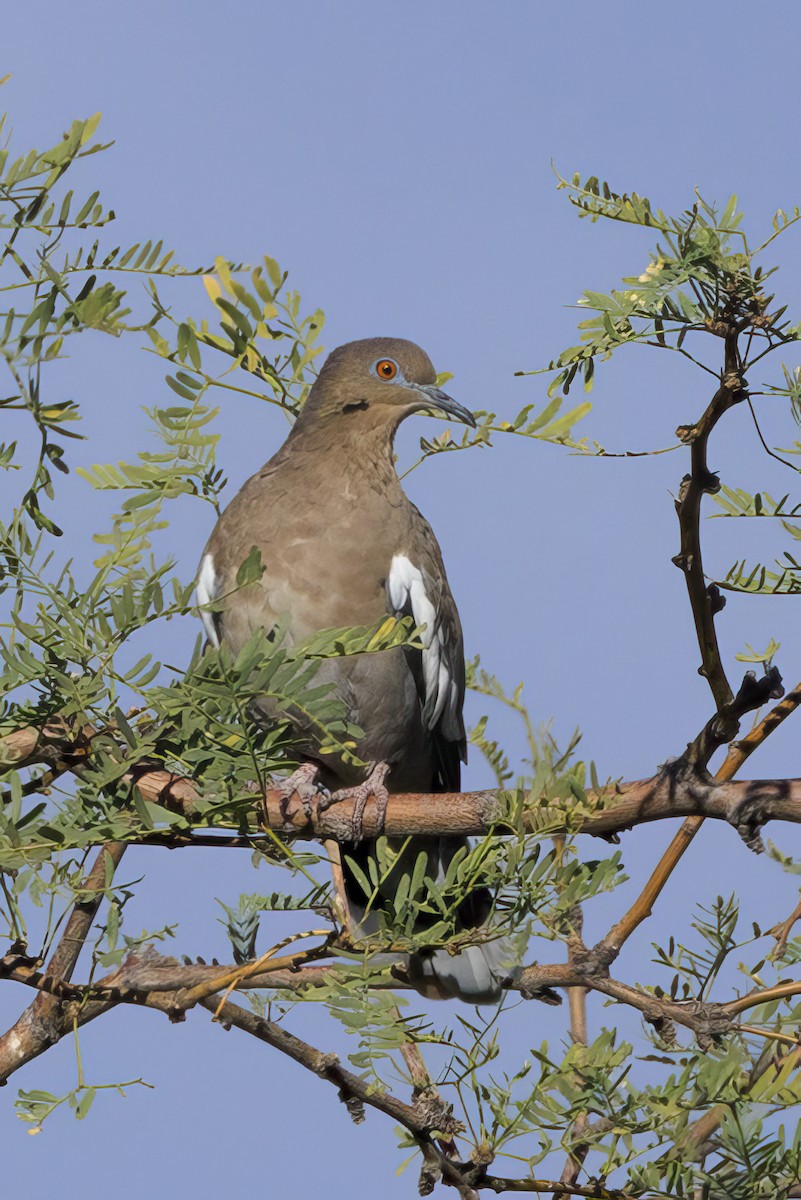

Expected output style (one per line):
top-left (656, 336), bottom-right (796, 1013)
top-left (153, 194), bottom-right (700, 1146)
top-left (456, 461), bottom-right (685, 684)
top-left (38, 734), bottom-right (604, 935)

top-left (412, 384), bottom-right (477, 428)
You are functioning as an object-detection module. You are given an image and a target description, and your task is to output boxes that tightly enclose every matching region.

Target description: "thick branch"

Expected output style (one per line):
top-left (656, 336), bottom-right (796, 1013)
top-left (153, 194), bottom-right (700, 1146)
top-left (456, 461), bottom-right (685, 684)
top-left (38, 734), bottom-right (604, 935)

top-left (5, 683), bottom-right (801, 854)
top-left (514, 959), bottom-right (734, 1048)
top-left (125, 680), bottom-right (801, 845)
top-left (0, 717), bottom-right (96, 775)
top-left (137, 770), bottom-right (801, 845)
top-left (0, 841), bottom-right (125, 1083)
top-left (0, 948), bottom-right (337, 1004)
top-left (0, 948), bottom-right (339, 1083)
top-left (483, 1182), bottom-right (636, 1198)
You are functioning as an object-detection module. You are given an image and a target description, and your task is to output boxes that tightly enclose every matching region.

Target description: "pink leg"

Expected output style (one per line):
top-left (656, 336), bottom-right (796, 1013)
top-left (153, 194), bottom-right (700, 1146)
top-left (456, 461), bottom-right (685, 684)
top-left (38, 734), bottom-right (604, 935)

top-left (320, 761), bottom-right (391, 841)
top-left (269, 762), bottom-right (322, 822)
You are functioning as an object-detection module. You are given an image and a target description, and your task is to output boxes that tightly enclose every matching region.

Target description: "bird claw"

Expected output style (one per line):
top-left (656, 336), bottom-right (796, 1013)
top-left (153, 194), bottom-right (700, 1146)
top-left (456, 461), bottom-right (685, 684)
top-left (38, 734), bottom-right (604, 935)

top-left (267, 762), bottom-right (324, 823)
top-left (318, 761), bottom-right (391, 841)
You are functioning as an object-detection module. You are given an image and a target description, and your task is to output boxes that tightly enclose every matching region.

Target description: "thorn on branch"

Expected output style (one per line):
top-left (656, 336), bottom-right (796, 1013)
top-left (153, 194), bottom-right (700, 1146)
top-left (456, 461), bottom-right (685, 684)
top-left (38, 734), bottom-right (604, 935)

top-left (730, 790), bottom-right (772, 855)
top-left (338, 1089), bottom-right (366, 1125)
top-left (734, 666), bottom-right (785, 709)
top-left (694, 1005), bottom-right (735, 1051)
top-left (677, 472), bottom-right (692, 504)
top-left (569, 943), bottom-right (613, 981)
top-left (707, 583), bottom-right (726, 615)
top-left (313, 1051), bottom-right (339, 1076)
top-left (712, 665), bottom-right (785, 750)
top-left (686, 667), bottom-right (785, 771)
top-left (642, 1008), bottom-right (678, 1045)
top-left (469, 1142), bottom-right (495, 1168)
top-left (418, 1157), bottom-right (440, 1196)
top-left (515, 979), bottom-right (562, 1005)
top-left (412, 1089), bottom-right (465, 1139)
top-left (723, 368), bottom-right (747, 400)
top-left (0, 943), bottom-right (39, 979)
top-left (595, 830), bottom-right (621, 844)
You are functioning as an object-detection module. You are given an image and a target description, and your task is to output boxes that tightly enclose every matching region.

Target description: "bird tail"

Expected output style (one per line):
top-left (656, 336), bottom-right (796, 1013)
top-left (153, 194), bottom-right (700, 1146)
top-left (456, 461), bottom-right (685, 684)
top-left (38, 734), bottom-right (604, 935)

top-left (343, 835), bottom-right (519, 1005)
top-left (405, 930), bottom-right (514, 1004)
top-left (405, 836), bottom-right (517, 1004)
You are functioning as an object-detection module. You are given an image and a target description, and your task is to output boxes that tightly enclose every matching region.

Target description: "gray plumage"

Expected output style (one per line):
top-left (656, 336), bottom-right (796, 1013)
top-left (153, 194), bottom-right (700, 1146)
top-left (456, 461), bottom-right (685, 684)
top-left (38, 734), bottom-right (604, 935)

top-left (197, 337), bottom-right (511, 1002)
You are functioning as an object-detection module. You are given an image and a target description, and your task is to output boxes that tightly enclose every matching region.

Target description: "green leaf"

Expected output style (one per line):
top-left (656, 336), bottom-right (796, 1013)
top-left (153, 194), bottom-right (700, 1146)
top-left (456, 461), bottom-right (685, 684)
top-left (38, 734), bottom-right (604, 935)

top-left (235, 545), bottom-right (265, 587)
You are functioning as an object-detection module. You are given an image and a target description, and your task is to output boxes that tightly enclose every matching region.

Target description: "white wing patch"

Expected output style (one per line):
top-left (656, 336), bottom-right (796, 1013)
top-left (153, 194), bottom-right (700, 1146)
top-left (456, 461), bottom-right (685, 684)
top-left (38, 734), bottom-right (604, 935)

top-left (196, 552), bottom-right (221, 649)
top-left (388, 553), bottom-right (457, 731)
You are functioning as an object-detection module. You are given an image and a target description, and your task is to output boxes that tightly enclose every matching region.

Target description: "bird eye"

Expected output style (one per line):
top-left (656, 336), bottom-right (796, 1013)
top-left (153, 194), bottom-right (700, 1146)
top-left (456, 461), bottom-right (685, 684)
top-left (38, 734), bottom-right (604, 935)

top-left (375, 358), bottom-right (398, 380)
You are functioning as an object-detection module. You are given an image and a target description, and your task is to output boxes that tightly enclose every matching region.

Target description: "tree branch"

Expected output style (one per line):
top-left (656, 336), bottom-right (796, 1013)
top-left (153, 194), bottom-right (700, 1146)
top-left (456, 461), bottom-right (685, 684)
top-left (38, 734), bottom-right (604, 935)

top-left (596, 346), bottom-right (756, 1009)
top-left (136, 768), bottom-right (801, 846)
top-left (769, 894), bottom-right (801, 960)
top-left (679, 1038), bottom-right (801, 1162)
top-left (483, 1181), bottom-right (636, 1198)
top-left (1, 937), bottom-right (767, 1067)
top-left (514, 959), bottom-right (735, 1048)
top-left (594, 681), bottom-right (801, 962)
top-left (197, 991), bottom-right (436, 1129)
top-left (0, 717), bottom-right (96, 775)
top-left (0, 841), bottom-right (125, 1083)
top-left (673, 361), bottom-right (743, 715)
top-left (4, 680), bottom-right (801, 857)
top-left (551, 844), bottom-right (590, 1198)
top-left (0, 947), bottom-right (341, 1084)
top-left (199, 993), bottom-right (636, 1198)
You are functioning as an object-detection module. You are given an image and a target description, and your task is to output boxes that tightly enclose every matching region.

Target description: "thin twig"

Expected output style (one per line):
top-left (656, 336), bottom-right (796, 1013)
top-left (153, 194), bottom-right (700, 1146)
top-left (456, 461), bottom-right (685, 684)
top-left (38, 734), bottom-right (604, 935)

top-left (558, 984), bottom-right (590, 1195)
top-left (747, 396), bottom-right (799, 473)
top-left (195, 994), bottom-right (474, 1187)
top-left (483, 1181), bottom-right (636, 1198)
top-left (174, 929), bottom-right (333, 1017)
top-left (738, 1024), bottom-right (801, 1049)
top-left (724, 980), bottom-right (801, 1016)
top-left (769, 895), bottom-right (801, 960)
top-left (551, 837), bottom-right (590, 1198)
top-left (673, 362), bottom-right (741, 713)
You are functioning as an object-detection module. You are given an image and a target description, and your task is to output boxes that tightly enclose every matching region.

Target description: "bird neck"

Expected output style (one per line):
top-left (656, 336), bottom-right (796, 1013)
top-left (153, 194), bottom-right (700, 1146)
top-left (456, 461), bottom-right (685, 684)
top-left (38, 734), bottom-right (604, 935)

top-left (285, 409), bottom-right (405, 496)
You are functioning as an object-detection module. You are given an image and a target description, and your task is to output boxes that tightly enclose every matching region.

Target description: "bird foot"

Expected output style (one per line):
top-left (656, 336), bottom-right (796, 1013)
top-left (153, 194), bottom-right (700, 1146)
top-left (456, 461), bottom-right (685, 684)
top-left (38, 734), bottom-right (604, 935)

top-left (266, 762), bottom-right (323, 824)
top-left (319, 761), bottom-right (391, 841)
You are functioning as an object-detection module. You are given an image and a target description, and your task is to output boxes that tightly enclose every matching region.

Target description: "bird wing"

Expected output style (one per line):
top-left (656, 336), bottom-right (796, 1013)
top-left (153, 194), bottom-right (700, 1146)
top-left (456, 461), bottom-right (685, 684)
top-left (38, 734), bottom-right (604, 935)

top-left (387, 539), bottom-right (466, 792)
top-left (196, 552), bottom-right (222, 648)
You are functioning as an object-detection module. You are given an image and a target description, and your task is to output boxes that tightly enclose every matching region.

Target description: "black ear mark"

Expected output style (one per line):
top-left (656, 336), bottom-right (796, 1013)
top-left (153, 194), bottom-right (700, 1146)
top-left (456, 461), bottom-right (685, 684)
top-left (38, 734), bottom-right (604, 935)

top-left (343, 400), bottom-right (369, 414)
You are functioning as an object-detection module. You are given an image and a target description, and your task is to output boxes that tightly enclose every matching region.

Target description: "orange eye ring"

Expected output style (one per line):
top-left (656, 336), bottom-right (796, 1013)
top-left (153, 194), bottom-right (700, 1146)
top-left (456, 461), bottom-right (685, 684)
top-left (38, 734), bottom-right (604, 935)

top-left (375, 358), bottom-right (398, 380)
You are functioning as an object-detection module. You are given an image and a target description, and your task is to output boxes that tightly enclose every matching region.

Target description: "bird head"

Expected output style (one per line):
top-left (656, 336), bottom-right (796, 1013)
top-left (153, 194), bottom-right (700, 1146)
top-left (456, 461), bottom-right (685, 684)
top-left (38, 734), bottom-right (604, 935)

top-left (300, 337), bottom-right (476, 431)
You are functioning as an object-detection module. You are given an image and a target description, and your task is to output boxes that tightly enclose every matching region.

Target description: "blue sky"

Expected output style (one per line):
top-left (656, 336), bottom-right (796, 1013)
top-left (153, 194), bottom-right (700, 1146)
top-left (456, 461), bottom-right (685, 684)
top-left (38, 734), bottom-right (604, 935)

top-left (4, 3), bottom-right (801, 1195)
